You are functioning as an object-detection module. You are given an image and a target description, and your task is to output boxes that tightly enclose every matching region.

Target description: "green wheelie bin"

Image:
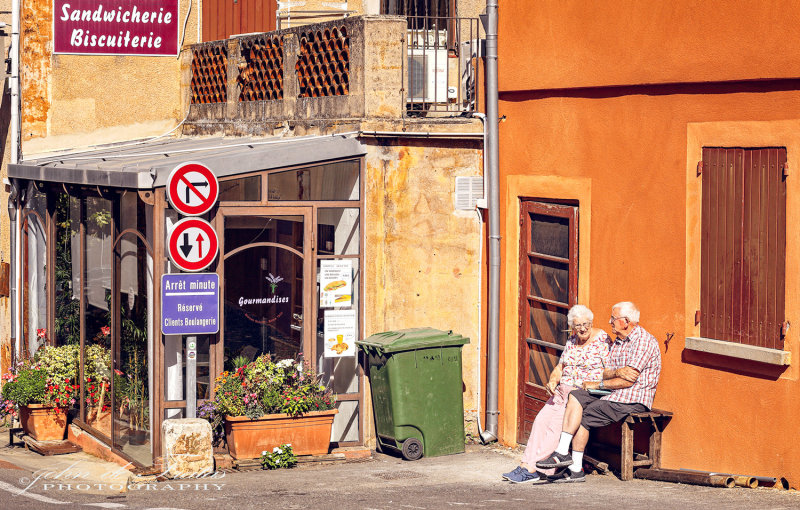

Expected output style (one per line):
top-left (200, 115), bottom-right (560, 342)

top-left (356, 327), bottom-right (469, 461)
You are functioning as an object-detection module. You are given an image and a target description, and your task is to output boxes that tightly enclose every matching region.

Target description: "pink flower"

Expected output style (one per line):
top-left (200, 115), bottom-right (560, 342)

top-left (114, 369), bottom-right (124, 376)
top-left (101, 326), bottom-right (111, 337)
top-left (37, 328), bottom-right (47, 339)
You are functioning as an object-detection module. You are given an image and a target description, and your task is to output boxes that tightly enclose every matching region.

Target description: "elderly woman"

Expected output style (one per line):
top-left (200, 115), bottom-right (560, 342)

top-left (502, 304), bottom-right (610, 483)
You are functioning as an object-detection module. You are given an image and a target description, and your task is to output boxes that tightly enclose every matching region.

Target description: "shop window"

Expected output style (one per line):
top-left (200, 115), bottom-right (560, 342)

top-left (83, 196), bottom-right (113, 438)
top-left (219, 175), bottom-right (261, 202)
top-left (318, 208), bottom-right (360, 255)
top-left (268, 160), bottom-right (359, 201)
top-left (114, 191), bottom-right (154, 465)
top-left (700, 147), bottom-right (786, 349)
top-left (54, 194), bottom-right (81, 346)
top-left (22, 190), bottom-right (48, 357)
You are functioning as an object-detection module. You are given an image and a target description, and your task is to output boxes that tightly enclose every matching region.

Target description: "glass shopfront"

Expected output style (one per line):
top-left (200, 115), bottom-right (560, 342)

top-left (17, 155), bottom-right (365, 466)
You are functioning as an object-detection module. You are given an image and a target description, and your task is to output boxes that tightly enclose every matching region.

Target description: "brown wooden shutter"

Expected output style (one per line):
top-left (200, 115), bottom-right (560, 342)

top-left (700, 147), bottom-right (786, 349)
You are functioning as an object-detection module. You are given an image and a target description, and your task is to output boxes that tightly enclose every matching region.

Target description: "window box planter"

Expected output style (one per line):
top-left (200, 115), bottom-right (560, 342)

top-left (19, 404), bottom-right (68, 441)
top-left (224, 409), bottom-right (338, 459)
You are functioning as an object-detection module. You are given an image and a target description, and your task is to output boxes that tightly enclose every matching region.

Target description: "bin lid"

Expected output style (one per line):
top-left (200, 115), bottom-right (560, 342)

top-left (356, 327), bottom-right (469, 354)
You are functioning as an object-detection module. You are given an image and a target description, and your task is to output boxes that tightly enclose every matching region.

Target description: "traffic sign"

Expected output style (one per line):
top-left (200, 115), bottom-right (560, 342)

top-left (168, 217), bottom-right (219, 272)
top-left (167, 162), bottom-right (219, 216)
top-left (161, 273), bottom-right (220, 335)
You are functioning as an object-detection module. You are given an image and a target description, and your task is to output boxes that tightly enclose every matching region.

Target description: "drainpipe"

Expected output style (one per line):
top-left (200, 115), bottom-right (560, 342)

top-left (9, 0), bottom-right (21, 362)
top-left (10, 0), bottom-right (19, 166)
top-left (481, 0), bottom-right (500, 444)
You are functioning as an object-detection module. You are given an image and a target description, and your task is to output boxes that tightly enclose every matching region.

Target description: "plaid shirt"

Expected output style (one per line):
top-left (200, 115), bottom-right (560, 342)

top-left (602, 325), bottom-right (661, 409)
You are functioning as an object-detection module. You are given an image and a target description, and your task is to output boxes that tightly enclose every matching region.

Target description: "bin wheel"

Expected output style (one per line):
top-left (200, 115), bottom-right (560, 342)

top-left (401, 438), bottom-right (423, 461)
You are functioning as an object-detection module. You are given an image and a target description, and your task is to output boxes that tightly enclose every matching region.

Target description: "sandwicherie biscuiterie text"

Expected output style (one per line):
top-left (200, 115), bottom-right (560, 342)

top-left (60, 3), bottom-right (173, 50)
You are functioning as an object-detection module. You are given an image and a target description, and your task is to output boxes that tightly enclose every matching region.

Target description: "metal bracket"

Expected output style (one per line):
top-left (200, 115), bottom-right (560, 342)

top-left (696, 161), bottom-right (703, 177)
top-left (694, 310), bottom-right (701, 326)
top-left (782, 162), bottom-right (789, 178)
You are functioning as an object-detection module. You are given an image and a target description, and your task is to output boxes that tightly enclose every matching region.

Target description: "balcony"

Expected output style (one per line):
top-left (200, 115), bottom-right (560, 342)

top-left (182, 15), bottom-right (483, 136)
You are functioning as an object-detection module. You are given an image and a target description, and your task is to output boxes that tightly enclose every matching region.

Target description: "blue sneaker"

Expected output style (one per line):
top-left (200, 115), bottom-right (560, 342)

top-left (502, 466), bottom-right (525, 480)
top-left (506, 468), bottom-right (548, 484)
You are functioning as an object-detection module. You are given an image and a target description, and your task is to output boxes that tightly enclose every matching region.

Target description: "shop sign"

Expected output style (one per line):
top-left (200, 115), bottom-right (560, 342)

top-left (319, 260), bottom-right (352, 308)
top-left (54, 0), bottom-right (180, 56)
top-left (323, 310), bottom-right (356, 357)
top-left (167, 162), bottom-right (220, 216)
top-left (161, 273), bottom-right (219, 335)
top-left (167, 217), bottom-right (219, 272)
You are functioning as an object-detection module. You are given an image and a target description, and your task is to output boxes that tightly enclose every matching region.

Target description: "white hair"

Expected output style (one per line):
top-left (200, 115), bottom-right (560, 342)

top-left (612, 301), bottom-right (640, 323)
top-left (567, 304), bottom-right (593, 327)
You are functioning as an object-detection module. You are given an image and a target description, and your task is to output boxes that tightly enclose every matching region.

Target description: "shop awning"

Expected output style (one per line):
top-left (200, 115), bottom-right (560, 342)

top-left (8, 134), bottom-right (367, 189)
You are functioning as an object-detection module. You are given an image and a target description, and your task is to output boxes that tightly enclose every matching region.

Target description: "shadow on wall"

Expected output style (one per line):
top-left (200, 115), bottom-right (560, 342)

top-left (498, 78), bottom-right (800, 102)
top-left (0, 82), bottom-right (10, 157)
top-left (681, 349), bottom-right (788, 381)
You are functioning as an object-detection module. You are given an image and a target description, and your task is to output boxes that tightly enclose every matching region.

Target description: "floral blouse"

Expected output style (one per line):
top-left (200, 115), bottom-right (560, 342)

top-left (558, 332), bottom-right (611, 388)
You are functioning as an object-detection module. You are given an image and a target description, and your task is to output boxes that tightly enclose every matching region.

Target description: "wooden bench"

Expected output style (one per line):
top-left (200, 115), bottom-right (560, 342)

top-left (585, 409), bottom-right (673, 481)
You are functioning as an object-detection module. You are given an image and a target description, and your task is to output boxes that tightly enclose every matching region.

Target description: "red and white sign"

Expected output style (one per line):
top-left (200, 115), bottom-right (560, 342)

top-left (54, 0), bottom-right (180, 56)
top-left (167, 162), bottom-right (219, 216)
top-left (167, 218), bottom-right (219, 272)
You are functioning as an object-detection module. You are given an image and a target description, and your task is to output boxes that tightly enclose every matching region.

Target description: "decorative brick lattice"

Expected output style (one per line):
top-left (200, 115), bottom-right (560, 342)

top-left (191, 45), bottom-right (228, 104)
top-left (238, 35), bottom-right (285, 102)
top-left (296, 26), bottom-right (350, 98)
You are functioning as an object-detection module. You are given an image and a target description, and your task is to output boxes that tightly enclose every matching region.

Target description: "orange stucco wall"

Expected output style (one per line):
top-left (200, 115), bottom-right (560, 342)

top-left (498, 0), bottom-right (800, 488)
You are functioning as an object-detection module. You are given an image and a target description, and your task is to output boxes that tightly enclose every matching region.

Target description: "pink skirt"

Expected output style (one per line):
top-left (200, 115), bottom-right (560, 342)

top-left (520, 383), bottom-right (578, 475)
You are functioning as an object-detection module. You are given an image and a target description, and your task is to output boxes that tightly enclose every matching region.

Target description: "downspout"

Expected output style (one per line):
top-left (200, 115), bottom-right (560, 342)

top-left (10, 0), bottom-right (21, 361)
top-left (481, 0), bottom-right (500, 443)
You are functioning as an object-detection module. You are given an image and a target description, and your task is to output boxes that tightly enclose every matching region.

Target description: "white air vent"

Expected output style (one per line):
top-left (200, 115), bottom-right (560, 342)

top-left (454, 176), bottom-right (484, 211)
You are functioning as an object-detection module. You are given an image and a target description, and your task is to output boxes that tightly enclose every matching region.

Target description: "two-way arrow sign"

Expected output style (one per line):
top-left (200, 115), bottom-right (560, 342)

top-left (168, 218), bottom-right (219, 272)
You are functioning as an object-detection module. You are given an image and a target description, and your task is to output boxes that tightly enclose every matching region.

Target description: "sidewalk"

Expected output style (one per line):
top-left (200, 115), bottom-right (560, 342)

top-left (0, 435), bottom-right (798, 509)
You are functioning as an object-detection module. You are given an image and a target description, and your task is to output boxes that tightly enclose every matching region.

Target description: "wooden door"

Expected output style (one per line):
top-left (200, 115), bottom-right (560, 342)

top-left (517, 201), bottom-right (578, 444)
top-left (202, 0), bottom-right (277, 42)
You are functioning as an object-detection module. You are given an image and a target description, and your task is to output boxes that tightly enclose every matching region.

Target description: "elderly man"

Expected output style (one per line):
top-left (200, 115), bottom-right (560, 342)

top-left (536, 301), bottom-right (662, 483)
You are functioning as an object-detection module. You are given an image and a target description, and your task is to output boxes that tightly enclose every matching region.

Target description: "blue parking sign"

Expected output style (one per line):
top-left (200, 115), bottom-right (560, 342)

top-left (161, 273), bottom-right (220, 335)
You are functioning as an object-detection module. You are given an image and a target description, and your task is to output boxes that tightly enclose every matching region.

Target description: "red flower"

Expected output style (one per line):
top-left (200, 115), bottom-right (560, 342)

top-left (101, 326), bottom-right (111, 337)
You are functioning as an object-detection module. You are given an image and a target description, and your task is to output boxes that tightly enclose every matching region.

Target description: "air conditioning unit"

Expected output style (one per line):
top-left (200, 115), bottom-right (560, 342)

top-left (407, 48), bottom-right (448, 103)
top-left (406, 28), bottom-right (448, 49)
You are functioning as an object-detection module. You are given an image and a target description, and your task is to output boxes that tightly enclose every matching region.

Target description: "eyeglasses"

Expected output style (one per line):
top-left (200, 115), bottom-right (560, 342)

top-left (572, 322), bottom-right (592, 330)
top-left (609, 315), bottom-right (628, 325)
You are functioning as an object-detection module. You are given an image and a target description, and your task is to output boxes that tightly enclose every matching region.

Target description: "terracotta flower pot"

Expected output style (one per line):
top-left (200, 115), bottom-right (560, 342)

top-left (224, 409), bottom-right (338, 459)
top-left (19, 404), bottom-right (68, 441)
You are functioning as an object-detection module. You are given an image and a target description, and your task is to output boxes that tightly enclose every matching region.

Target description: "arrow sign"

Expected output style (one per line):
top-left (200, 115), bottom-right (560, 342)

top-left (168, 217), bottom-right (219, 272)
top-left (167, 162), bottom-right (219, 216)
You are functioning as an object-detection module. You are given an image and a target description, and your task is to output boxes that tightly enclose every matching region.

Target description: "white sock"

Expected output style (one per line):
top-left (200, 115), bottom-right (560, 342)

top-left (570, 450), bottom-right (584, 472)
top-left (555, 432), bottom-right (573, 455)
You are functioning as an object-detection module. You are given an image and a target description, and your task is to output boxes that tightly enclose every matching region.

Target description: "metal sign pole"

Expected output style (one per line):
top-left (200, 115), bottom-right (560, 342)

top-left (186, 336), bottom-right (197, 418)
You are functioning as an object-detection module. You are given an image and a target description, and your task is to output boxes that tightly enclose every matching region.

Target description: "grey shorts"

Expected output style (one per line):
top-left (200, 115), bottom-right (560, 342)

top-left (569, 389), bottom-right (648, 430)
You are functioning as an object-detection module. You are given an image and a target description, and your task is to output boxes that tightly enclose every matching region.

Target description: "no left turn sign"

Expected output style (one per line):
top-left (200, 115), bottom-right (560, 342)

top-left (167, 162), bottom-right (219, 216)
top-left (167, 218), bottom-right (219, 272)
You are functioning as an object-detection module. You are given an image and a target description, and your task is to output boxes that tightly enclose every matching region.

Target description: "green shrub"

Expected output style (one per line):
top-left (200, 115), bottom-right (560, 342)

top-left (1, 368), bottom-right (47, 406)
top-left (260, 444), bottom-right (297, 470)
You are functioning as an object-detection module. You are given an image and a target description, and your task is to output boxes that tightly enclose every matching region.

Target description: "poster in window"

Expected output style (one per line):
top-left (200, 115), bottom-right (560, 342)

top-left (324, 309), bottom-right (357, 357)
top-left (319, 260), bottom-right (352, 308)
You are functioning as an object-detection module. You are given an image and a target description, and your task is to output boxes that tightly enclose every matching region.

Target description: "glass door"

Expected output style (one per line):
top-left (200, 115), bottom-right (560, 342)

top-left (219, 207), bottom-right (313, 370)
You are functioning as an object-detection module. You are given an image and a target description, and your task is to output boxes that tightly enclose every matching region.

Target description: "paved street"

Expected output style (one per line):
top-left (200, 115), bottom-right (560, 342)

top-left (0, 442), bottom-right (798, 509)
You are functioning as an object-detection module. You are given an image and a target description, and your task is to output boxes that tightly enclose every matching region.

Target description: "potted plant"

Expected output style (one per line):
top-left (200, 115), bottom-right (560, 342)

top-left (206, 354), bottom-right (337, 459)
top-left (84, 343), bottom-right (112, 437)
top-left (0, 351), bottom-right (79, 441)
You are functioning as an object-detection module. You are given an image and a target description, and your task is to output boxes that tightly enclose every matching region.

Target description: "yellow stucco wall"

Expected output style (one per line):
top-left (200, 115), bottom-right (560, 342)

top-left (364, 139), bottom-right (484, 439)
top-left (20, 0), bottom-right (198, 153)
